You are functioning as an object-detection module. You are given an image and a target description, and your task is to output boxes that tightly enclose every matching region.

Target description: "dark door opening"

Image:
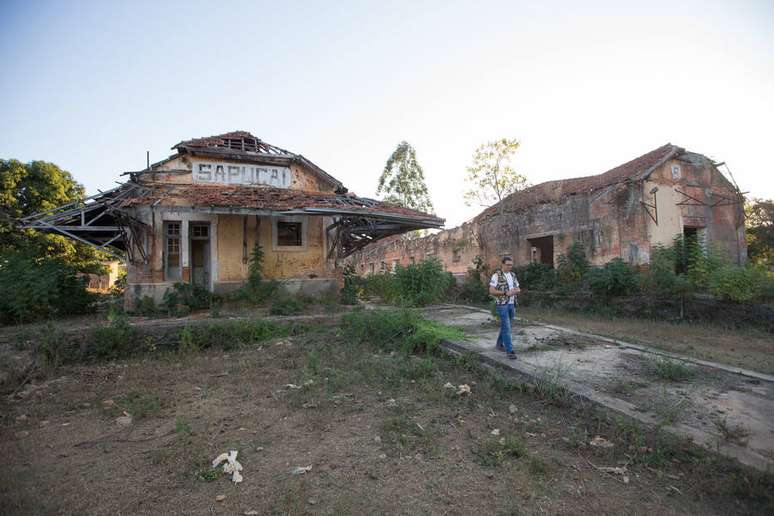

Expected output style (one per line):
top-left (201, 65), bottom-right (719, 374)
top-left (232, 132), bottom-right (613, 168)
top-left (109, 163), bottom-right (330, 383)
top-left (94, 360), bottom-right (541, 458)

top-left (190, 222), bottom-right (210, 289)
top-left (528, 236), bottom-right (554, 267)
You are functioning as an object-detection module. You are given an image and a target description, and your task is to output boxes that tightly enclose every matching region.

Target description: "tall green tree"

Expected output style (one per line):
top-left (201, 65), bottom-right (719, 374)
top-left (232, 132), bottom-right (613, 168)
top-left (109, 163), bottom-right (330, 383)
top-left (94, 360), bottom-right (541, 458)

top-left (745, 198), bottom-right (774, 267)
top-left (376, 141), bottom-right (435, 214)
top-left (0, 159), bottom-right (106, 271)
top-left (463, 138), bottom-right (528, 213)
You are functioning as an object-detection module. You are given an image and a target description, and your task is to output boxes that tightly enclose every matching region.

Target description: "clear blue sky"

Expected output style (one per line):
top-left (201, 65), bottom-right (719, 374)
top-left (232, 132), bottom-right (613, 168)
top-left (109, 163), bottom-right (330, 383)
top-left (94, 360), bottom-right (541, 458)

top-left (1, 0), bottom-right (772, 226)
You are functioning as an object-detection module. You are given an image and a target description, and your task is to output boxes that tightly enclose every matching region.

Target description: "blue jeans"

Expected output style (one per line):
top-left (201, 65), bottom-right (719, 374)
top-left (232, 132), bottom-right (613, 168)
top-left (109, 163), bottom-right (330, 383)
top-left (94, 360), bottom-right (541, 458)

top-left (496, 303), bottom-right (516, 353)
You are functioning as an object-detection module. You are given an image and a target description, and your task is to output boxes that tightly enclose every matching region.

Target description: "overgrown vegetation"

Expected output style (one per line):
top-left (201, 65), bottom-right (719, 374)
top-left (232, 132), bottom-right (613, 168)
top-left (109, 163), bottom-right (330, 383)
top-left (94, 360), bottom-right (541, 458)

top-left (237, 245), bottom-right (279, 304)
top-left (31, 317), bottom-right (299, 366)
top-left (355, 258), bottom-right (454, 306)
top-left (0, 251), bottom-right (95, 324)
top-left (162, 282), bottom-right (213, 316)
top-left (514, 239), bottom-right (773, 314)
top-left (646, 357), bottom-right (696, 382)
top-left (341, 308), bottom-right (464, 355)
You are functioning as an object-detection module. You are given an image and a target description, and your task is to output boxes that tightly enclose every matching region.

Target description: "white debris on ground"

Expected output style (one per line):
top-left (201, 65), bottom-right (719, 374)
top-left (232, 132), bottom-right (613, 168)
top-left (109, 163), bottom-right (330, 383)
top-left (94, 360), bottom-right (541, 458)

top-left (212, 450), bottom-right (244, 483)
top-left (290, 465), bottom-right (312, 476)
top-left (457, 384), bottom-right (471, 396)
top-left (491, 429), bottom-right (501, 436)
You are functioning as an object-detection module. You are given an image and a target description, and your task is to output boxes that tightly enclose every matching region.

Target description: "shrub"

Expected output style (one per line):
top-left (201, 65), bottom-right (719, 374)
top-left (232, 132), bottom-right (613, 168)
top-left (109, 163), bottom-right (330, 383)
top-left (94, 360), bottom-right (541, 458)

top-left (341, 309), bottom-right (463, 354)
top-left (339, 264), bottom-right (362, 305)
top-left (708, 265), bottom-right (768, 302)
top-left (361, 272), bottom-right (398, 300)
top-left (645, 245), bottom-right (693, 299)
top-left (556, 243), bottom-right (588, 291)
top-left (393, 258), bottom-right (454, 306)
top-left (0, 251), bottom-right (94, 324)
top-left (513, 262), bottom-right (559, 291)
top-left (36, 323), bottom-right (70, 367)
top-left (585, 258), bottom-right (641, 298)
top-left (270, 296), bottom-right (306, 316)
top-left (136, 296), bottom-right (158, 317)
top-left (162, 282), bottom-right (211, 315)
top-left (456, 268), bottom-right (490, 304)
top-left (238, 245), bottom-right (279, 304)
top-left (92, 316), bottom-right (135, 359)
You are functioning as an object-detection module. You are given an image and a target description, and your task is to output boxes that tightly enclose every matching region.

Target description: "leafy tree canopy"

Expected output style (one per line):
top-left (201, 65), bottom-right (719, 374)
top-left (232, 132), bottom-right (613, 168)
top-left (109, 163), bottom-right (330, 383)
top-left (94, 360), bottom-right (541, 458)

top-left (376, 141), bottom-right (435, 214)
top-left (745, 198), bottom-right (774, 267)
top-left (0, 159), bottom-right (106, 272)
top-left (463, 138), bottom-right (528, 212)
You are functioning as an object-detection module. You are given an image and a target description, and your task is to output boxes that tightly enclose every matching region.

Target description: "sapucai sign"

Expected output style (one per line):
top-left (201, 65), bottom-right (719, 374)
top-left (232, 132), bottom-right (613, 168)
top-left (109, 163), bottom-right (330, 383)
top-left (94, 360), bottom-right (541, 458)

top-left (193, 161), bottom-right (293, 188)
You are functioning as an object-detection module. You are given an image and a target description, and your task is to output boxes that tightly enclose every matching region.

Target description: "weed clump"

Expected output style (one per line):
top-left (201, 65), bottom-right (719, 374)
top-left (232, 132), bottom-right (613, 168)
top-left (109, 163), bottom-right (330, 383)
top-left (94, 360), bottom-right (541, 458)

top-left (476, 435), bottom-right (527, 466)
top-left (163, 282), bottom-right (211, 316)
top-left (270, 297), bottom-right (306, 316)
top-left (341, 309), bottom-right (464, 354)
top-left (647, 357), bottom-right (696, 382)
top-left (92, 316), bottom-right (135, 360)
top-left (177, 319), bottom-right (291, 352)
top-left (114, 391), bottom-right (161, 419)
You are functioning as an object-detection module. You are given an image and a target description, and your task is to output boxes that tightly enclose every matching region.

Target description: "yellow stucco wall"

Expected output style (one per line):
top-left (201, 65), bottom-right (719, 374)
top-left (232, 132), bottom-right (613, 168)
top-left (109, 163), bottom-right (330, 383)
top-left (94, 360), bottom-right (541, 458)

top-left (215, 214), bottom-right (330, 282)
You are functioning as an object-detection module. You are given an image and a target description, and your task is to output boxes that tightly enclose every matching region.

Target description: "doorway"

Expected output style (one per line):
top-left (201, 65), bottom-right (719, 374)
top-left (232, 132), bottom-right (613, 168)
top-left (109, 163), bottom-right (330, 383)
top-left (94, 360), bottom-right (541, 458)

top-left (528, 236), bottom-right (555, 267)
top-left (190, 222), bottom-right (211, 289)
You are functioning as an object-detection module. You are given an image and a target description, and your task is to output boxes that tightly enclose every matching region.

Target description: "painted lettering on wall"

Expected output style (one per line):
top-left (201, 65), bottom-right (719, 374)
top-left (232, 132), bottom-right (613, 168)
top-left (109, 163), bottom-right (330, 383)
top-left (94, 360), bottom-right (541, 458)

top-left (194, 161), bottom-right (293, 188)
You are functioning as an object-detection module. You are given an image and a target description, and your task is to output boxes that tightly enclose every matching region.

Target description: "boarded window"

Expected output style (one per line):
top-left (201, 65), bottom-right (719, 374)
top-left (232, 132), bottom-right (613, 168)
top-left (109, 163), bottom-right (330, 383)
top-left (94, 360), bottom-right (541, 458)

top-left (277, 221), bottom-right (303, 246)
top-left (165, 222), bottom-right (181, 281)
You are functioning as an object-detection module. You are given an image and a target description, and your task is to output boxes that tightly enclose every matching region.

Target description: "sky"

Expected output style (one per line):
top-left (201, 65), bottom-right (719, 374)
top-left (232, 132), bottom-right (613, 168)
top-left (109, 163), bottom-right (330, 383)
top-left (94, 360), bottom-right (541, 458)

top-left (1, 0), bottom-right (772, 227)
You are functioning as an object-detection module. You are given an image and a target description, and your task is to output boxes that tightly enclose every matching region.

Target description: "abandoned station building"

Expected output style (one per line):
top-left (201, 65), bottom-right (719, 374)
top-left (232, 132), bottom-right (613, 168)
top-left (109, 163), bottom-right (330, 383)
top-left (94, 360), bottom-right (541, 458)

top-left (22, 131), bottom-right (443, 306)
top-left (348, 144), bottom-right (746, 278)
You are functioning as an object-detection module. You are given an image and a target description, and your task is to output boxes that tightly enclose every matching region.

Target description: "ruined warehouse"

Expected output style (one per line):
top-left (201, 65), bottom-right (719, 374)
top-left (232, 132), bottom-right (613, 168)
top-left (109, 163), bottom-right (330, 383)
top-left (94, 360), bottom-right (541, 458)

top-left (20, 131), bottom-right (443, 306)
top-left (348, 144), bottom-right (746, 277)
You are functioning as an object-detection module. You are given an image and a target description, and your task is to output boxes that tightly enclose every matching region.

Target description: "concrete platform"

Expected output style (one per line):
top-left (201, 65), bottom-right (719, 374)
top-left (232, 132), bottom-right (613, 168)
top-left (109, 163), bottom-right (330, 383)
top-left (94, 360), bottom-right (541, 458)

top-left (421, 304), bottom-right (774, 472)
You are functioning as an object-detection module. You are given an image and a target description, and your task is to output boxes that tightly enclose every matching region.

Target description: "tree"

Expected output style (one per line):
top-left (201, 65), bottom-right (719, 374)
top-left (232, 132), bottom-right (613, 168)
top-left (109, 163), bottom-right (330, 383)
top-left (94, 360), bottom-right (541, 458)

top-left (376, 142), bottom-right (434, 214)
top-left (0, 159), bottom-right (106, 272)
top-left (463, 138), bottom-right (528, 213)
top-left (745, 198), bottom-right (774, 268)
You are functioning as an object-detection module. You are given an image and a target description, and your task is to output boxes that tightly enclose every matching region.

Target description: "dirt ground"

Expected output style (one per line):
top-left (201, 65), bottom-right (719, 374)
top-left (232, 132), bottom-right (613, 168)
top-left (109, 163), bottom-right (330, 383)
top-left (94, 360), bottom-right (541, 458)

top-left (518, 305), bottom-right (774, 375)
top-left (1, 323), bottom-right (771, 515)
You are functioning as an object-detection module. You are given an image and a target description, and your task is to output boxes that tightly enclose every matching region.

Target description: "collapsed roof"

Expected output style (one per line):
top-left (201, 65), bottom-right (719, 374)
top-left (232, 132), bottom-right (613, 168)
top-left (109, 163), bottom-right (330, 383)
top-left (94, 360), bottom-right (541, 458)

top-left (17, 130), bottom-right (444, 259)
top-left (477, 143), bottom-right (685, 221)
top-left (18, 181), bottom-right (444, 260)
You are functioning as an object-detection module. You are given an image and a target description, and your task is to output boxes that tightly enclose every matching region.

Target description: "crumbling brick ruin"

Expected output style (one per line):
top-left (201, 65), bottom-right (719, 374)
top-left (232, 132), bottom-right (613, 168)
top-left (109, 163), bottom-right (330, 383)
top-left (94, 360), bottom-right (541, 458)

top-left (347, 144), bottom-right (747, 278)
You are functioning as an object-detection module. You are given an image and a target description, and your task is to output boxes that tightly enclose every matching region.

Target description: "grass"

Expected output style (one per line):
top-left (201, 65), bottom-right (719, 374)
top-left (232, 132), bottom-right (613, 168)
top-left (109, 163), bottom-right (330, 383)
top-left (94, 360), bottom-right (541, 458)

top-left (711, 416), bottom-right (751, 446)
top-left (476, 435), bottom-right (527, 467)
top-left (114, 391), bottom-right (161, 419)
top-left (647, 357), bottom-right (696, 382)
top-left (532, 361), bottom-right (572, 406)
top-left (194, 467), bottom-right (223, 482)
top-left (341, 308), bottom-right (465, 354)
top-left (175, 416), bottom-right (192, 436)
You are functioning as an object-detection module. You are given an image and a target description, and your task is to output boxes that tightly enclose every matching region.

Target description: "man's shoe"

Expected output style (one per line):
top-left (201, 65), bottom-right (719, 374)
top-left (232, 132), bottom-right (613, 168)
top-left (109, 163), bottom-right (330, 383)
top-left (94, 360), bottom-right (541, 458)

top-left (495, 343), bottom-right (504, 351)
top-left (507, 352), bottom-right (517, 360)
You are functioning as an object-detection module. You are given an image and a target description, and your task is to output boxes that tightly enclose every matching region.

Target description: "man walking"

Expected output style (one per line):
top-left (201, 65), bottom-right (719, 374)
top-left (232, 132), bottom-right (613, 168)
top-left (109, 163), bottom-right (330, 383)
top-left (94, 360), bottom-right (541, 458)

top-left (489, 256), bottom-right (520, 360)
